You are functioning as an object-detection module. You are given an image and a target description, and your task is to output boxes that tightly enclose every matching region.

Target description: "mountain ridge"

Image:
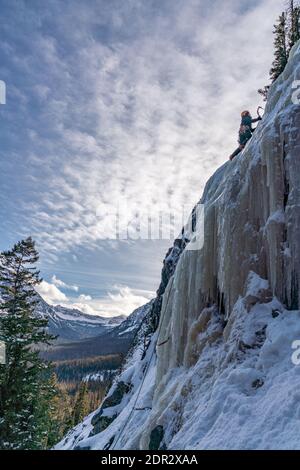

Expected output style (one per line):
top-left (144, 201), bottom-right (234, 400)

top-left (35, 293), bottom-right (126, 343)
top-left (40, 299), bottom-right (153, 361)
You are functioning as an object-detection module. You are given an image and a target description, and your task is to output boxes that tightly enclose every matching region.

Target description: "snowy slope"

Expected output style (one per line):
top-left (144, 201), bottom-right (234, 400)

top-left (57, 41), bottom-right (300, 450)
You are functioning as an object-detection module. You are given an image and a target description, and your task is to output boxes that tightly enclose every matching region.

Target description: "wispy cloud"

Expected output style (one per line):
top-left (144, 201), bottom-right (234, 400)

top-left (0, 0), bottom-right (284, 312)
top-left (51, 275), bottom-right (79, 292)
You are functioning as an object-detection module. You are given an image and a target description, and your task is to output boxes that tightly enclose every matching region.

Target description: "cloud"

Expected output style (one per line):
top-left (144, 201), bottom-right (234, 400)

top-left (78, 294), bottom-right (92, 301)
top-left (51, 274), bottom-right (79, 292)
top-left (36, 276), bottom-right (154, 317)
top-left (63, 285), bottom-right (155, 317)
top-left (36, 280), bottom-right (68, 304)
top-left (0, 0), bottom-right (284, 262)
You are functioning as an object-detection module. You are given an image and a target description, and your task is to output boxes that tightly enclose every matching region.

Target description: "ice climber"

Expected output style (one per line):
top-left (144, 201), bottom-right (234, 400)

top-left (229, 109), bottom-right (262, 161)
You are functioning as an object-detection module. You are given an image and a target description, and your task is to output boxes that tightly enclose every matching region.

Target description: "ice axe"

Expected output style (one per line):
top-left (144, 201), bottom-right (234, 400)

top-left (257, 106), bottom-right (264, 118)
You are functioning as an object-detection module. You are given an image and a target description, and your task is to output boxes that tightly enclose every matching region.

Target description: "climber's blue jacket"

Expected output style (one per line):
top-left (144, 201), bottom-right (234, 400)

top-left (239, 115), bottom-right (262, 145)
top-left (241, 115), bottom-right (261, 131)
top-left (229, 114), bottom-right (262, 160)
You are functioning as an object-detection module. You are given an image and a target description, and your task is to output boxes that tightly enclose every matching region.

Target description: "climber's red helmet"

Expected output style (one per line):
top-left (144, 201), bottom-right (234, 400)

top-left (241, 110), bottom-right (251, 117)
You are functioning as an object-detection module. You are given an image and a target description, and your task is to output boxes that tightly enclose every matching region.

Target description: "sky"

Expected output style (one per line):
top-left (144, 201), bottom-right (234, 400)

top-left (0, 0), bottom-right (283, 317)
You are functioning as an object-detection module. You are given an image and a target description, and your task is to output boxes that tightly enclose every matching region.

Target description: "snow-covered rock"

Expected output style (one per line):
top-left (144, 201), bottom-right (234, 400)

top-left (56, 40), bottom-right (300, 450)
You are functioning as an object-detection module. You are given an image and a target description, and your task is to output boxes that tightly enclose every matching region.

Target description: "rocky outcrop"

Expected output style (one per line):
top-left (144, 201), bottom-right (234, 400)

top-left (90, 381), bottom-right (133, 436)
top-left (147, 236), bottom-right (190, 334)
top-left (148, 425), bottom-right (165, 450)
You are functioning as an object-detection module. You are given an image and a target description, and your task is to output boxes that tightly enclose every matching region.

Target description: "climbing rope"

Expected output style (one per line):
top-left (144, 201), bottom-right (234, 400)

top-left (157, 336), bottom-right (170, 347)
top-left (110, 276), bottom-right (175, 450)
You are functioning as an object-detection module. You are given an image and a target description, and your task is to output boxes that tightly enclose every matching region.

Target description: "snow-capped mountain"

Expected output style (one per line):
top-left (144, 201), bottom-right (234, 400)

top-left (35, 294), bottom-right (126, 343)
top-left (57, 41), bottom-right (300, 451)
top-left (39, 299), bottom-right (153, 361)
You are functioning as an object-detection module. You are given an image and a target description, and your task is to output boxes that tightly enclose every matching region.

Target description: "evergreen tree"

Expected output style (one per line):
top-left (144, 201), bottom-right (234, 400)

top-left (0, 237), bottom-right (56, 449)
top-left (73, 381), bottom-right (89, 425)
top-left (287, 0), bottom-right (300, 51)
top-left (258, 85), bottom-right (270, 102)
top-left (261, 2), bottom-right (300, 99)
top-left (45, 373), bottom-right (73, 448)
top-left (270, 12), bottom-right (289, 82)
